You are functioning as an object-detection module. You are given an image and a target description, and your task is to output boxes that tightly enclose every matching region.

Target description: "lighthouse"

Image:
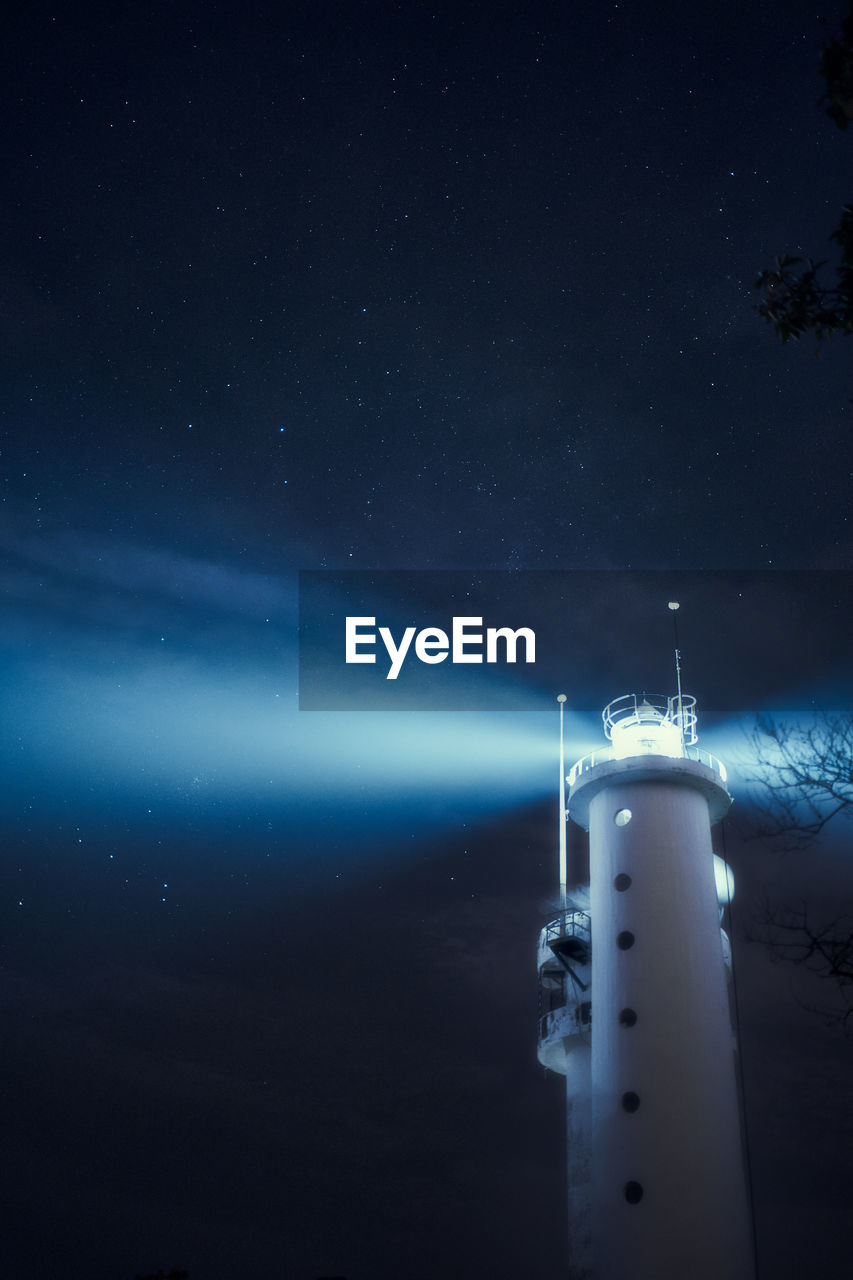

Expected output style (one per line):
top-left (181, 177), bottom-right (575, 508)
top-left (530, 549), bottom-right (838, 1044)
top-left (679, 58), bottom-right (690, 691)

top-left (537, 686), bottom-right (754, 1279)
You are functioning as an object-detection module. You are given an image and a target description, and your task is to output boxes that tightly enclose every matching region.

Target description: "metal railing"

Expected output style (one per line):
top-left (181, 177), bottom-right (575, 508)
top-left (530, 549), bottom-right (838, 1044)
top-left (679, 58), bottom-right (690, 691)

top-left (603, 692), bottom-right (697, 745)
top-left (567, 745), bottom-right (727, 787)
top-left (542, 909), bottom-right (591, 948)
top-left (538, 1001), bottom-right (591, 1042)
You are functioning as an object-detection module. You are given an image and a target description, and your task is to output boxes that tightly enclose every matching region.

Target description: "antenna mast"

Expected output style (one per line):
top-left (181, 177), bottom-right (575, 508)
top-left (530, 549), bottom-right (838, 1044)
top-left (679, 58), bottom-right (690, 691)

top-left (668, 601), bottom-right (683, 748)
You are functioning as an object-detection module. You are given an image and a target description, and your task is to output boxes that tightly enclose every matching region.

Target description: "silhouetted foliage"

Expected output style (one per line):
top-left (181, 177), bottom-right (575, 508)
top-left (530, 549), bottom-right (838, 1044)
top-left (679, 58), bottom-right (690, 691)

top-left (755, 207), bottom-right (853, 342)
top-left (756, 4), bottom-right (853, 341)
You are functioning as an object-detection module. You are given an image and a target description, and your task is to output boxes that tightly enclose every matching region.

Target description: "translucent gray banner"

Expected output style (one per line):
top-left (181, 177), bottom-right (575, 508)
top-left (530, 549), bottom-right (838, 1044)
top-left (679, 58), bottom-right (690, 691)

top-left (298, 570), bottom-right (853, 711)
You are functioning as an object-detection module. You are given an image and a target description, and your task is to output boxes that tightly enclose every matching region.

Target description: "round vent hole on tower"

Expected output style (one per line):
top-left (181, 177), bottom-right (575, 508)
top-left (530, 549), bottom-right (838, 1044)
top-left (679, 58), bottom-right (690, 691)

top-left (614, 808), bottom-right (632, 826)
top-left (619, 1008), bottom-right (637, 1027)
top-left (624, 1181), bottom-right (644, 1205)
top-left (616, 930), bottom-right (635, 950)
top-left (614, 873), bottom-right (632, 891)
top-left (621, 1091), bottom-right (641, 1113)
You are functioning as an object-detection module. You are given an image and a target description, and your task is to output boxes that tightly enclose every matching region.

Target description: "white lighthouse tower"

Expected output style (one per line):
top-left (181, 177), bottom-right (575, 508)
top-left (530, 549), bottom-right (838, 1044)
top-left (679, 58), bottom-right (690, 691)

top-left (538, 673), bottom-right (754, 1278)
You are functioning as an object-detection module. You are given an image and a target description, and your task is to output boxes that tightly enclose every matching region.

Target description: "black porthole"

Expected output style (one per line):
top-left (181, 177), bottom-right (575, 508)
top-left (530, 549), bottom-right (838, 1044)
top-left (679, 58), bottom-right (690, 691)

top-left (624, 1181), bottom-right (644, 1204)
top-left (614, 873), bottom-right (632, 891)
top-left (619, 1008), bottom-right (638, 1027)
top-left (622, 1091), bottom-right (641, 1113)
top-left (616, 930), bottom-right (635, 950)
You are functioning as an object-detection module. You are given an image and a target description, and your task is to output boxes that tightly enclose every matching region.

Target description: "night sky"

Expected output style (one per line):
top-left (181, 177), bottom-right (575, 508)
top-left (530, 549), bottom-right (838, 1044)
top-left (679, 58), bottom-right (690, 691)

top-left (2, 2), bottom-right (853, 1278)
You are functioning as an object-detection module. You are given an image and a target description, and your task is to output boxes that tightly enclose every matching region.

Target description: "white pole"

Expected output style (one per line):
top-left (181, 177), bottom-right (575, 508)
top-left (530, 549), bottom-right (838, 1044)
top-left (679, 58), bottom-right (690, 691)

top-left (557, 694), bottom-right (567, 910)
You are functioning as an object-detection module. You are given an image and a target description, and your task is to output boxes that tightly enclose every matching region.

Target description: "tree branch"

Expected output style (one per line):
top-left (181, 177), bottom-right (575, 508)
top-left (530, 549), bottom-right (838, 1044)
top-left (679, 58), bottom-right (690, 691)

top-left (745, 711), bottom-right (853, 846)
top-left (753, 900), bottom-right (853, 1029)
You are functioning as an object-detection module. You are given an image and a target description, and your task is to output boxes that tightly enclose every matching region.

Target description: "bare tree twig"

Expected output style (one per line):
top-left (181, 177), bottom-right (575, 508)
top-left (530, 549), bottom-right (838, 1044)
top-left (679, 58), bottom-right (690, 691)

top-left (751, 899), bottom-right (853, 1029)
top-left (745, 712), bottom-right (853, 1028)
top-left (745, 712), bottom-right (853, 847)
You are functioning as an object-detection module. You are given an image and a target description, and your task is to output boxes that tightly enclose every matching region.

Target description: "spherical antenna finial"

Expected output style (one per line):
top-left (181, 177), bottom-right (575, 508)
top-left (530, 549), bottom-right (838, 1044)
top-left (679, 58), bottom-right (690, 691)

top-left (557, 693), bottom-right (567, 703)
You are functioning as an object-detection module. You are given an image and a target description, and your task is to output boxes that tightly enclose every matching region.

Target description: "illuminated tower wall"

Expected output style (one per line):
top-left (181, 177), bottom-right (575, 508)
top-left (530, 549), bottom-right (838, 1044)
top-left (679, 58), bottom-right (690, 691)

top-left (539, 695), bottom-right (754, 1280)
